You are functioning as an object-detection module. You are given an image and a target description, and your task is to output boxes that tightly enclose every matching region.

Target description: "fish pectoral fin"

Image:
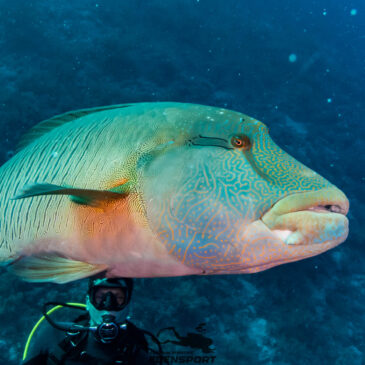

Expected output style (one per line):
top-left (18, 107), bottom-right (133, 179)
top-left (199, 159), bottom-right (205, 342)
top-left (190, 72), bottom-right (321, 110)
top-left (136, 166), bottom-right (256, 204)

top-left (9, 254), bottom-right (107, 284)
top-left (12, 183), bottom-right (128, 207)
top-left (108, 179), bottom-right (132, 195)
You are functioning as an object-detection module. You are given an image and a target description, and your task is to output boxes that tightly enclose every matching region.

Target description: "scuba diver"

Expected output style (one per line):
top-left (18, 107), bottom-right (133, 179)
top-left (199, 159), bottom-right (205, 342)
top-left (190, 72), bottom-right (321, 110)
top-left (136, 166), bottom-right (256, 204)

top-left (22, 277), bottom-right (162, 364)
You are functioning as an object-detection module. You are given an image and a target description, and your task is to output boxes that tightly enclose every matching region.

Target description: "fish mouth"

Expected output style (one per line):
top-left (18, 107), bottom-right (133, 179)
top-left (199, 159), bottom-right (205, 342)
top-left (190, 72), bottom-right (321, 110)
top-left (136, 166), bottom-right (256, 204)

top-left (261, 188), bottom-right (349, 246)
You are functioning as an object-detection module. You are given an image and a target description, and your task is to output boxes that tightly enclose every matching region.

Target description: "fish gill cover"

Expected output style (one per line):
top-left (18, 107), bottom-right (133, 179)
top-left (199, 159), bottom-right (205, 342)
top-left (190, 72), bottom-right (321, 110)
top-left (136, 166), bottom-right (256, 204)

top-left (0, 0), bottom-right (364, 364)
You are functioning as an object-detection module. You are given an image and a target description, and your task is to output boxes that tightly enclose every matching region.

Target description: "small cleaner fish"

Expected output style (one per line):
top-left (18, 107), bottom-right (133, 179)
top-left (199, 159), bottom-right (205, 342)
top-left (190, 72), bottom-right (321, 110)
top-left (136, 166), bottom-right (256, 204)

top-left (0, 102), bottom-right (349, 283)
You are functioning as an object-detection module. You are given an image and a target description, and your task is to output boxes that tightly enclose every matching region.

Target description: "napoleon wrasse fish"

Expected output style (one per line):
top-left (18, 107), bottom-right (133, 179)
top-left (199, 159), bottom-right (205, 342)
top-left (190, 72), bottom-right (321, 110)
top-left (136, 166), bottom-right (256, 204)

top-left (0, 102), bottom-right (349, 283)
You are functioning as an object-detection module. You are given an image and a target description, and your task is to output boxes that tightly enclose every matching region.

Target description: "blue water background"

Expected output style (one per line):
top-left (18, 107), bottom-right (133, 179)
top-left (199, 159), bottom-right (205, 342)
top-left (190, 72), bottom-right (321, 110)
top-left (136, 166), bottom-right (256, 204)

top-left (0, 0), bottom-right (364, 363)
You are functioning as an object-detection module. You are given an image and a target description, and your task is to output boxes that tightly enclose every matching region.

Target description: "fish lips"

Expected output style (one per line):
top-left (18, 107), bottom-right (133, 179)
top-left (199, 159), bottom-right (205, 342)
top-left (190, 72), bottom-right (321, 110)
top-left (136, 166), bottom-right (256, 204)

top-left (261, 188), bottom-right (349, 247)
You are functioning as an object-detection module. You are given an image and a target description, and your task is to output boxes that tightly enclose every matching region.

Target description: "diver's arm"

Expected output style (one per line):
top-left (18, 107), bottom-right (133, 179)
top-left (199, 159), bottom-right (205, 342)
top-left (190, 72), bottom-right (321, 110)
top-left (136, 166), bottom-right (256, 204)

top-left (22, 320), bottom-right (64, 365)
top-left (126, 322), bottom-right (155, 365)
top-left (22, 351), bottom-right (49, 365)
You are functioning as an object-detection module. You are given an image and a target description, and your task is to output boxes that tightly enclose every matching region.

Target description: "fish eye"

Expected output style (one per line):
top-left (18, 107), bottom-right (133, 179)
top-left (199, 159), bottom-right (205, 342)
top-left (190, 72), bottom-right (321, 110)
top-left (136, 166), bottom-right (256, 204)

top-left (230, 135), bottom-right (251, 150)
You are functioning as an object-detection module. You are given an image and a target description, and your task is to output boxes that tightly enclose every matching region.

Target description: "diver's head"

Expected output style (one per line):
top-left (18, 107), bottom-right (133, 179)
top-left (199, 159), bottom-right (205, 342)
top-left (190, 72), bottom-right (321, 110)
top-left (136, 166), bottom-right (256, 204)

top-left (86, 277), bottom-right (133, 326)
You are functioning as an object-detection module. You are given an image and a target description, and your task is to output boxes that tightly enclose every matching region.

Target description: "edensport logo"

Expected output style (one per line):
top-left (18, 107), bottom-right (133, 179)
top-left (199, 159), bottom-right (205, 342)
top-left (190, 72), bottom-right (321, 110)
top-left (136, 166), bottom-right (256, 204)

top-left (149, 353), bottom-right (217, 364)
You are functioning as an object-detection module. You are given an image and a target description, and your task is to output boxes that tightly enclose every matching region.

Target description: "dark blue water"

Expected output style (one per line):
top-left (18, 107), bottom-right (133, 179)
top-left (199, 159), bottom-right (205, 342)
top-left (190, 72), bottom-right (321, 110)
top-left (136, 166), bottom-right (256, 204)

top-left (0, 1), bottom-right (364, 364)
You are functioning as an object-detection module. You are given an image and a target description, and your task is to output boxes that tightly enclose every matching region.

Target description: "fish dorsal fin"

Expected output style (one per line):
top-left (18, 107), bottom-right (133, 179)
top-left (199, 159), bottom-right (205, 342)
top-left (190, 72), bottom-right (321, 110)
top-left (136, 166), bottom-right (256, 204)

top-left (16, 103), bottom-right (131, 152)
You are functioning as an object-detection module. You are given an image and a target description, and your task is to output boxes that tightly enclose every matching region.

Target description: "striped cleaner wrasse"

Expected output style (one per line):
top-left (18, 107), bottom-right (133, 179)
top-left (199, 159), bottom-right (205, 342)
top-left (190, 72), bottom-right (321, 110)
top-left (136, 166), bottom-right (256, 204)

top-left (0, 102), bottom-right (349, 283)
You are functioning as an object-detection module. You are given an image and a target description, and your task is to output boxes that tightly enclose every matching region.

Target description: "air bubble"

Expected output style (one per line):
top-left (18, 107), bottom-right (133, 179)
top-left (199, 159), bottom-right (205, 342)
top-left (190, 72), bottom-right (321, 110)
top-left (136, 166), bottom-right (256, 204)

top-left (288, 54), bottom-right (297, 63)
